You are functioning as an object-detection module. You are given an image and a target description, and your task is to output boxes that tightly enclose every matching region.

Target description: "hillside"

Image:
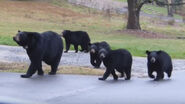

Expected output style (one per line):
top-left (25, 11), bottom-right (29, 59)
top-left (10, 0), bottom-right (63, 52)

top-left (0, 0), bottom-right (185, 58)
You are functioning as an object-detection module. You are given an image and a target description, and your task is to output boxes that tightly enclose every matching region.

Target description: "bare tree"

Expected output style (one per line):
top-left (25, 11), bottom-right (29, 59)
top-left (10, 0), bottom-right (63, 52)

top-left (127, 0), bottom-right (153, 30)
top-left (127, 0), bottom-right (185, 30)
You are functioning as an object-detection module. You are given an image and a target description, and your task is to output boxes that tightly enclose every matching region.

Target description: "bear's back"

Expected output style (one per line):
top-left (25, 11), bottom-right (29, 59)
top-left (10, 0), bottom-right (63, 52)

top-left (105, 49), bottom-right (132, 67)
top-left (41, 31), bottom-right (63, 63)
top-left (158, 51), bottom-right (172, 67)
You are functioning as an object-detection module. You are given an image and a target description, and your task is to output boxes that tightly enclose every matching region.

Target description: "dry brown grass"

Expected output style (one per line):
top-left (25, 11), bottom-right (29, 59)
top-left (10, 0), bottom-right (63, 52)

top-left (0, 62), bottom-right (104, 76)
top-left (0, 0), bottom-right (87, 23)
top-left (0, 62), bottom-right (147, 78)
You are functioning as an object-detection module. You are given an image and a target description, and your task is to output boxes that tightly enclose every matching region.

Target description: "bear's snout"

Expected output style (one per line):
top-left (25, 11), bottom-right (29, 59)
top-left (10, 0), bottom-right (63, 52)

top-left (150, 57), bottom-right (156, 63)
top-left (13, 35), bottom-right (20, 42)
top-left (61, 33), bottom-right (63, 37)
top-left (100, 53), bottom-right (105, 59)
top-left (13, 36), bottom-right (16, 41)
top-left (13, 36), bottom-right (18, 42)
top-left (90, 49), bottom-right (95, 53)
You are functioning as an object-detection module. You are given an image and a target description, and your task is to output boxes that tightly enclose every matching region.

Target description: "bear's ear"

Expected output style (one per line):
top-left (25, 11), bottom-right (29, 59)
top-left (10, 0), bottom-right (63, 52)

top-left (18, 30), bottom-right (21, 33)
top-left (63, 30), bottom-right (70, 33)
top-left (146, 50), bottom-right (151, 55)
top-left (62, 30), bottom-right (68, 35)
top-left (157, 50), bottom-right (162, 54)
top-left (88, 43), bottom-right (92, 46)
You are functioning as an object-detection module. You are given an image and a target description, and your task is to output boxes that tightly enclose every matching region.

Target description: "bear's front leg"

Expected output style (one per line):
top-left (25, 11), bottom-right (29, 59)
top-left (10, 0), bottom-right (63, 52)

top-left (154, 70), bottom-right (164, 81)
top-left (90, 55), bottom-right (98, 68)
top-left (148, 68), bottom-right (155, 79)
top-left (64, 43), bottom-right (70, 53)
top-left (94, 59), bottom-right (101, 68)
top-left (99, 68), bottom-right (111, 80)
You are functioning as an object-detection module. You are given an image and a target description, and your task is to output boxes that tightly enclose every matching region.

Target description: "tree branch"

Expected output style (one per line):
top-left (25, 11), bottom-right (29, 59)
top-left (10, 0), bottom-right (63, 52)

top-left (137, 0), bottom-right (153, 12)
top-left (156, 1), bottom-right (185, 6)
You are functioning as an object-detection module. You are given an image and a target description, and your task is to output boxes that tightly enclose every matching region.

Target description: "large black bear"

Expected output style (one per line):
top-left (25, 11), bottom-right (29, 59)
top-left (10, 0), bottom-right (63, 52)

top-left (13, 30), bottom-right (63, 78)
top-left (146, 50), bottom-right (173, 81)
top-left (89, 41), bottom-right (111, 68)
top-left (98, 49), bottom-right (132, 80)
top-left (62, 30), bottom-right (90, 53)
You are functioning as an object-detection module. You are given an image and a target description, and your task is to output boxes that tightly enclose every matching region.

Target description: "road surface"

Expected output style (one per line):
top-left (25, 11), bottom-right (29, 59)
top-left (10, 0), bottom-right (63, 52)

top-left (0, 71), bottom-right (185, 104)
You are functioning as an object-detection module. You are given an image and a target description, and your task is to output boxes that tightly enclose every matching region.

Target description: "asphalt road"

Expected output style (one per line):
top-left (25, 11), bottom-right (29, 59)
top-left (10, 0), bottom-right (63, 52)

top-left (0, 71), bottom-right (185, 104)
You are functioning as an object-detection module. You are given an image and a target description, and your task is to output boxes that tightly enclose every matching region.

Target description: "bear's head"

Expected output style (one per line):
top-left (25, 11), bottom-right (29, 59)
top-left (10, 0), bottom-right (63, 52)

top-left (13, 30), bottom-right (39, 49)
top-left (146, 50), bottom-right (162, 63)
top-left (98, 48), bottom-right (109, 59)
top-left (88, 42), bottom-right (99, 54)
top-left (61, 30), bottom-right (70, 38)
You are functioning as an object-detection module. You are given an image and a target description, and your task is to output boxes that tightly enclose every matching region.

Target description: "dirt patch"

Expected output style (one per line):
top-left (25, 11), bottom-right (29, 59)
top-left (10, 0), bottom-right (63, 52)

top-left (0, 0), bottom-right (86, 18)
top-left (117, 29), bottom-right (175, 39)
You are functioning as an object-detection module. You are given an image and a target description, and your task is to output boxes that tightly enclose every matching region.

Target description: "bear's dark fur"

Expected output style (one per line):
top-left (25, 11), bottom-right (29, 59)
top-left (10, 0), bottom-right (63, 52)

top-left (146, 50), bottom-right (173, 81)
top-left (89, 41), bottom-right (111, 68)
top-left (62, 30), bottom-right (90, 53)
top-left (98, 49), bottom-right (132, 80)
top-left (13, 30), bottom-right (63, 78)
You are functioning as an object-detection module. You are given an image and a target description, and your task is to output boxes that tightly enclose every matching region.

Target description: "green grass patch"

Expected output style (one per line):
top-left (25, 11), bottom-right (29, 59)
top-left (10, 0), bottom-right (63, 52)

top-left (142, 4), bottom-right (182, 20)
top-left (0, 0), bottom-right (185, 59)
top-left (114, 0), bottom-right (127, 2)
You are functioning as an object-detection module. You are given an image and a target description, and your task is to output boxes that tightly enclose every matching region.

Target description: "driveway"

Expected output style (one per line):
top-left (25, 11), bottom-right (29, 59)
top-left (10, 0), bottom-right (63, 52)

top-left (0, 45), bottom-right (185, 104)
top-left (0, 71), bottom-right (185, 104)
top-left (0, 45), bottom-right (185, 74)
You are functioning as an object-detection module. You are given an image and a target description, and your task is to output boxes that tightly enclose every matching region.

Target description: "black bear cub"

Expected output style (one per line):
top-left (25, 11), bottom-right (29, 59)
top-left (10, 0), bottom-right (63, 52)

top-left (13, 30), bottom-right (63, 78)
top-left (89, 41), bottom-right (110, 68)
top-left (98, 49), bottom-right (132, 80)
top-left (146, 50), bottom-right (173, 81)
top-left (62, 30), bottom-right (90, 53)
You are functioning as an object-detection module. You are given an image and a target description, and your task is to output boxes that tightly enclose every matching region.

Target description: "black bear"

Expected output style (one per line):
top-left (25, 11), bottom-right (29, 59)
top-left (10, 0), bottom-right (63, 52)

top-left (62, 30), bottom-right (90, 53)
top-left (89, 41), bottom-right (111, 68)
top-left (98, 49), bottom-right (132, 80)
top-left (146, 50), bottom-right (173, 81)
top-left (13, 30), bottom-right (63, 78)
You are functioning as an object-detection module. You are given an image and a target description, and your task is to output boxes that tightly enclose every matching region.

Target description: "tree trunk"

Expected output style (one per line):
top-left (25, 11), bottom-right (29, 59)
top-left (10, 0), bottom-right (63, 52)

top-left (166, 0), bottom-right (174, 17)
top-left (127, 0), bottom-right (141, 30)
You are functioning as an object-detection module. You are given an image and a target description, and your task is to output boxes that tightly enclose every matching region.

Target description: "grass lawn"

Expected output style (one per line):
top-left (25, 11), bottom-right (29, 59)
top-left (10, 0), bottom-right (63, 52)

top-left (0, 0), bottom-right (185, 59)
top-left (142, 4), bottom-right (183, 20)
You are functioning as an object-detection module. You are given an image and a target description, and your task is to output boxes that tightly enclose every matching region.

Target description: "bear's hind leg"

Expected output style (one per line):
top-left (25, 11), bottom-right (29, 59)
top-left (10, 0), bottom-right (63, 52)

top-left (74, 45), bottom-right (78, 53)
top-left (80, 44), bottom-right (85, 52)
top-left (111, 69), bottom-right (118, 80)
top-left (166, 68), bottom-right (172, 78)
top-left (49, 58), bottom-right (61, 75)
top-left (83, 44), bottom-right (89, 53)
top-left (49, 64), bottom-right (58, 75)
top-left (125, 67), bottom-right (131, 80)
top-left (120, 72), bottom-right (124, 78)
top-left (37, 62), bottom-right (44, 76)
